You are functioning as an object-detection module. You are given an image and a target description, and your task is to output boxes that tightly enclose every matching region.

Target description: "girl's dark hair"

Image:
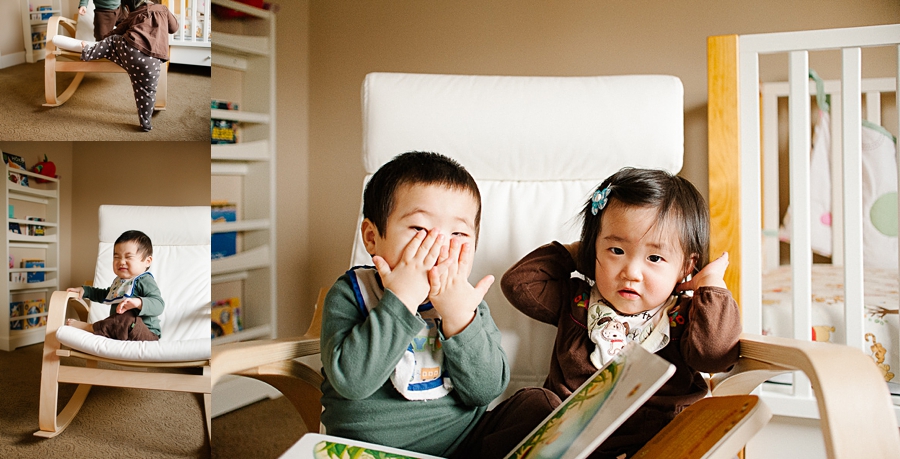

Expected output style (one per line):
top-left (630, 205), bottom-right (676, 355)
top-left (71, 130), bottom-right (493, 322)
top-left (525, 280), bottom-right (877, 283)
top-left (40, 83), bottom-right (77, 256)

top-left (115, 230), bottom-right (153, 259)
top-left (363, 151), bottom-right (482, 238)
top-left (577, 167), bottom-right (709, 281)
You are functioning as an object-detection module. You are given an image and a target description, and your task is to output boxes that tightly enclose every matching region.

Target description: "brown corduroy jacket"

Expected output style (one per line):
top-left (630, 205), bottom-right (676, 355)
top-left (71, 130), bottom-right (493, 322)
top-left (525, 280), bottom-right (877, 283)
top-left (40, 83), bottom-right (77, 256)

top-left (105, 3), bottom-right (178, 60)
top-left (501, 241), bottom-right (742, 458)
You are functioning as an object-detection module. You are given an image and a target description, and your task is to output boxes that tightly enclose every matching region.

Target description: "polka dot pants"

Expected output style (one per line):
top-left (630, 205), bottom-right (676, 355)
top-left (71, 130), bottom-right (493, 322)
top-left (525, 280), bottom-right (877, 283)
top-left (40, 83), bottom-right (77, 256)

top-left (81, 35), bottom-right (163, 131)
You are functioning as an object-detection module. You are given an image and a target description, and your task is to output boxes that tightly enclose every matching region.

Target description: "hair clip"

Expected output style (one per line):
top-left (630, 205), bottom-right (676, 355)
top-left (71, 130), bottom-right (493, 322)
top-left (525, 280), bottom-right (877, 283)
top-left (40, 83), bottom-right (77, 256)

top-left (591, 186), bottom-right (611, 215)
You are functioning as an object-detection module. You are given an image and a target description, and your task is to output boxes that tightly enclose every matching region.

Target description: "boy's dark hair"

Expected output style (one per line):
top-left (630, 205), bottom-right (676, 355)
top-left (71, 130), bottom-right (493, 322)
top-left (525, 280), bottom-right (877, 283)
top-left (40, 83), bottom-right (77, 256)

top-left (115, 230), bottom-right (153, 260)
top-left (363, 151), bottom-right (482, 238)
top-left (577, 167), bottom-right (710, 282)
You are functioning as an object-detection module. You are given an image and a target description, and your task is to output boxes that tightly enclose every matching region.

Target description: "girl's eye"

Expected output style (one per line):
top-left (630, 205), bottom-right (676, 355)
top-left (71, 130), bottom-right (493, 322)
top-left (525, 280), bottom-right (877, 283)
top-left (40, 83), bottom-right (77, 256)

top-left (648, 255), bottom-right (663, 263)
top-left (610, 247), bottom-right (624, 255)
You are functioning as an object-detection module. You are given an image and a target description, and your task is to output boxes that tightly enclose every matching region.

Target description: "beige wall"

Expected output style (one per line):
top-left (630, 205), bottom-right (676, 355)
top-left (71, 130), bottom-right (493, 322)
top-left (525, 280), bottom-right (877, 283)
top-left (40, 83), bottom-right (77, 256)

top-left (1, 0), bottom-right (78, 60)
top-left (69, 142), bottom-right (210, 287)
top-left (277, 0), bottom-right (900, 336)
top-left (274, 1), bottom-right (312, 338)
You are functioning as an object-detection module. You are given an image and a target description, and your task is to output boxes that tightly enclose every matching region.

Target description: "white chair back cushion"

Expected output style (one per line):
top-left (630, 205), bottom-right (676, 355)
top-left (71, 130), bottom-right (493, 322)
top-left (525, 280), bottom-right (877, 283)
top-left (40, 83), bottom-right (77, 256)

top-left (351, 72), bottom-right (684, 397)
top-left (58, 206), bottom-right (212, 362)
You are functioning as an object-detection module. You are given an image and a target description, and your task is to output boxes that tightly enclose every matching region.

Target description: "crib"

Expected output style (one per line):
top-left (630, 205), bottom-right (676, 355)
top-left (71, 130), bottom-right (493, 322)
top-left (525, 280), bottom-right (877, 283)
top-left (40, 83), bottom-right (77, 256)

top-left (166, 0), bottom-right (212, 66)
top-left (708, 23), bottom-right (900, 452)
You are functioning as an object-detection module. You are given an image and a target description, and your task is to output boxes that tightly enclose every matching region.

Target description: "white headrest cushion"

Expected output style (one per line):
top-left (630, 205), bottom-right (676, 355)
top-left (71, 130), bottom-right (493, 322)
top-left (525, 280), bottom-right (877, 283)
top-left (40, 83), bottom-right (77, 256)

top-left (98, 205), bottom-right (210, 246)
top-left (362, 72), bottom-right (684, 180)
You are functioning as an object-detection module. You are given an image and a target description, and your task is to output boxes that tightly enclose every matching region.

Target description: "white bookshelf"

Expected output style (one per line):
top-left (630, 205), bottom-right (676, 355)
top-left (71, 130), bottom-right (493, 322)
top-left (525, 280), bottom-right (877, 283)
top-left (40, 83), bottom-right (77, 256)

top-left (20, 0), bottom-right (62, 63)
top-left (210, 0), bottom-right (281, 416)
top-left (2, 163), bottom-right (60, 351)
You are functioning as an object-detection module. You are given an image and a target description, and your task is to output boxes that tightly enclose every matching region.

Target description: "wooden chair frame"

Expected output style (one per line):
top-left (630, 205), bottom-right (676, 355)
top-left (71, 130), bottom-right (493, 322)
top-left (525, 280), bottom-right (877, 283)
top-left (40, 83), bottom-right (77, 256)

top-left (42, 15), bottom-right (167, 109)
top-left (36, 291), bottom-right (211, 440)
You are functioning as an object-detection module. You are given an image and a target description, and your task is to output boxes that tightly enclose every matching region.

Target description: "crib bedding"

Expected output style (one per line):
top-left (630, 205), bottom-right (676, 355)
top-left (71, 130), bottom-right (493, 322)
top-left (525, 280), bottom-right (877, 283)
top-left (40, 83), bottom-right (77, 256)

top-left (761, 264), bottom-right (899, 393)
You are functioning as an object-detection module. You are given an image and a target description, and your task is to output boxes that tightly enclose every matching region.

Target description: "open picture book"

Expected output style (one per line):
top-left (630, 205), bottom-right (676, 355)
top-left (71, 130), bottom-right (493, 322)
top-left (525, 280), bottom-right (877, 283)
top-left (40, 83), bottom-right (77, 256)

top-left (281, 343), bottom-right (675, 459)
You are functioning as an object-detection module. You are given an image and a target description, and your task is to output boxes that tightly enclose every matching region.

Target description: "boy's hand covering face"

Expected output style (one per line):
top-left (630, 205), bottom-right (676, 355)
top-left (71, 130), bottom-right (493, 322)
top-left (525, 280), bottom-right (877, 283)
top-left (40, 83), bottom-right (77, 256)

top-left (427, 238), bottom-right (494, 337)
top-left (372, 228), bottom-right (446, 314)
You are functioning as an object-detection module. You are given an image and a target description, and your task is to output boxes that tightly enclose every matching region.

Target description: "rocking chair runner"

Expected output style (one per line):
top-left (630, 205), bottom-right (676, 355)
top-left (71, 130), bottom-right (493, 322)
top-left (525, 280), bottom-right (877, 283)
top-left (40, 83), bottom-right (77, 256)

top-left (42, 15), bottom-right (168, 109)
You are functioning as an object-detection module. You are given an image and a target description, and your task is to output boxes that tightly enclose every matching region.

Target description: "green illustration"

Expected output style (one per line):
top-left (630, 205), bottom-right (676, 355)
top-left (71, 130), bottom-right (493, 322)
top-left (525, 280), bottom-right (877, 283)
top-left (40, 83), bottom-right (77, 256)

top-left (314, 440), bottom-right (423, 459)
top-left (509, 356), bottom-right (623, 458)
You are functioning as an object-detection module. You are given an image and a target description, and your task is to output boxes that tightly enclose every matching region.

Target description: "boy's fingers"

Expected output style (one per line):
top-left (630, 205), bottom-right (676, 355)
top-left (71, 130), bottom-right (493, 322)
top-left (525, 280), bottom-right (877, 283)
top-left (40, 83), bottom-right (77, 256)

top-left (372, 255), bottom-right (391, 277)
top-left (403, 230), bottom-right (427, 260)
top-left (473, 275), bottom-right (495, 298)
top-left (422, 232), bottom-right (445, 267)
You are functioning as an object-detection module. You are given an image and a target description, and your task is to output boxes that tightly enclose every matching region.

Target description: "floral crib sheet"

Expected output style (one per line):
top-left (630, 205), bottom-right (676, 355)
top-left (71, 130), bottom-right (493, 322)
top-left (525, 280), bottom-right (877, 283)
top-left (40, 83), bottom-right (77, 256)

top-left (762, 264), bottom-right (899, 392)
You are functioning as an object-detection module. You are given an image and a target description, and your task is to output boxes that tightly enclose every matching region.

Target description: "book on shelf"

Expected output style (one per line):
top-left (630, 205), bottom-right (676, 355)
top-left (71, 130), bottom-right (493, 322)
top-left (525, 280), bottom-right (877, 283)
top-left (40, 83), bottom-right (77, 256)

top-left (212, 297), bottom-right (243, 338)
top-left (9, 222), bottom-right (21, 234)
top-left (21, 259), bottom-right (45, 283)
top-left (211, 100), bottom-right (240, 144)
top-left (211, 201), bottom-right (237, 259)
top-left (281, 344), bottom-right (675, 459)
top-left (3, 152), bottom-right (30, 187)
top-left (25, 216), bottom-right (45, 236)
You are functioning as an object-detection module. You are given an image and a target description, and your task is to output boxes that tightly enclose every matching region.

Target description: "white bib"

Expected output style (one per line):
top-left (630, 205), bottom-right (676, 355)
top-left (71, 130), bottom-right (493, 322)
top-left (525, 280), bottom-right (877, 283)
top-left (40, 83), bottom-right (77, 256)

top-left (586, 285), bottom-right (674, 369)
top-left (103, 272), bottom-right (153, 304)
top-left (348, 267), bottom-right (453, 401)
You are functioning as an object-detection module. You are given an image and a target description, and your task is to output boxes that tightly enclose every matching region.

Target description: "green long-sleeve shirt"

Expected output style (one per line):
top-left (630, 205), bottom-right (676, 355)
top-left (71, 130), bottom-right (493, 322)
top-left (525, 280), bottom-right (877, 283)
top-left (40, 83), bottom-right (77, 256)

top-left (79, 0), bottom-right (121, 10)
top-left (82, 272), bottom-right (164, 337)
top-left (320, 271), bottom-right (510, 457)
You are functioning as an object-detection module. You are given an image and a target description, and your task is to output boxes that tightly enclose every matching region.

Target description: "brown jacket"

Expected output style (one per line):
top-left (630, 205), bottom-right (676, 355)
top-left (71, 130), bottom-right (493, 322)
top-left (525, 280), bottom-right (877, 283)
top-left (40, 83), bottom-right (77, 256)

top-left (501, 242), bottom-right (741, 458)
top-left (105, 3), bottom-right (178, 60)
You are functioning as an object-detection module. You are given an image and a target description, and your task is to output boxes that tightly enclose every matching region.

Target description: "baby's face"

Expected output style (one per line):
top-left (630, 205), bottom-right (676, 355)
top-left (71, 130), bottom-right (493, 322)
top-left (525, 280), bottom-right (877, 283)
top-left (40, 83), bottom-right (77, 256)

top-left (112, 241), bottom-right (152, 279)
top-left (364, 183), bottom-right (478, 269)
top-left (593, 202), bottom-right (686, 315)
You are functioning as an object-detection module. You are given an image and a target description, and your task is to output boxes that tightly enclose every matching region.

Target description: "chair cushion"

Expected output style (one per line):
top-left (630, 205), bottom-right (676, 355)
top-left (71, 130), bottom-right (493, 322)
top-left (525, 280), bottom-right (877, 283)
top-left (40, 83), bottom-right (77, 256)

top-left (56, 326), bottom-right (210, 362)
top-left (356, 72), bottom-right (685, 398)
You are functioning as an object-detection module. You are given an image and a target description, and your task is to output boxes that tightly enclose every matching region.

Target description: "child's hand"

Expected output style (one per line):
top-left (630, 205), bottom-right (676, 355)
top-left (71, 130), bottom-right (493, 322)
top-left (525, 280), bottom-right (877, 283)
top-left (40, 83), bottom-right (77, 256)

top-left (116, 297), bottom-right (142, 314)
top-left (78, 6), bottom-right (86, 15)
top-left (676, 252), bottom-right (729, 291)
top-left (428, 238), bottom-right (494, 337)
top-left (66, 286), bottom-right (84, 297)
top-left (373, 229), bottom-right (445, 314)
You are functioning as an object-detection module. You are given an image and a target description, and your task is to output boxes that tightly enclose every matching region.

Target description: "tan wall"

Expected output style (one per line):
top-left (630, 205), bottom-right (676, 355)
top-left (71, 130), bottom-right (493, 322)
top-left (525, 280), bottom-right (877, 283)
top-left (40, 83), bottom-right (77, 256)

top-left (280, 0), bottom-right (900, 336)
top-left (69, 142), bottom-right (210, 288)
top-left (274, 1), bottom-right (312, 338)
top-left (1, 0), bottom-right (78, 60)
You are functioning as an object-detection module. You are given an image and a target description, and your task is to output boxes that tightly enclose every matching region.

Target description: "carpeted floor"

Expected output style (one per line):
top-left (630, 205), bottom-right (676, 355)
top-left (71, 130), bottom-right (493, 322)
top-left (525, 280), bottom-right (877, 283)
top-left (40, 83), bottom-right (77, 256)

top-left (211, 395), bottom-right (307, 459)
top-left (0, 61), bottom-right (209, 141)
top-left (0, 343), bottom-right (209, 458)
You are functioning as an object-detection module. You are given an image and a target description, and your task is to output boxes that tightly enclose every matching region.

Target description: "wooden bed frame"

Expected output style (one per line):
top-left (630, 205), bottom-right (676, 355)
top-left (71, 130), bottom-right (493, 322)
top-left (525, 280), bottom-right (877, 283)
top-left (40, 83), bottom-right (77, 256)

top-left (708, 24), bottom-right (900, 456)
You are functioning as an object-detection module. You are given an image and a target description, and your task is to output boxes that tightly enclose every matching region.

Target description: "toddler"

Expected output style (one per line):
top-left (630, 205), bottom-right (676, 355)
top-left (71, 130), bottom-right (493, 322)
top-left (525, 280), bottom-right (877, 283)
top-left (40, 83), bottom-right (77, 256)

top-left (65, 230), bottom-right (164, 341)
top-left (502, 167), bottom-right (741, 458)
top-left (320, 151), bottom-right (559, 458)
top-left (78, 0), bottom-right (122, 41)
top-left (55, 0), bottom-right (177, 131)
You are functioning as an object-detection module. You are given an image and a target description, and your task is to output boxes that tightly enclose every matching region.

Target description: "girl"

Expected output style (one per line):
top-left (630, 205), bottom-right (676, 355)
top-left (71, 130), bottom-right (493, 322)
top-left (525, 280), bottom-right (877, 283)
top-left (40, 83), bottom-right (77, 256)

top-left (501, 167), bottom-right (742, 459)
top-left (58, 0), bottom-right (177, 131)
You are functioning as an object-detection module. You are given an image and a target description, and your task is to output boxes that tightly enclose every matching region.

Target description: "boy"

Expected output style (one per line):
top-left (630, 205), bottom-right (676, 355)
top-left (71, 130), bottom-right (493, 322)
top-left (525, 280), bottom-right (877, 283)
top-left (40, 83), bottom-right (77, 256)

top-left (78, 0), bottom-right (122, 41)
top-left (65, 230), bottom-right (164, 341)
top-left (320, 152), bottom-right (559, 458)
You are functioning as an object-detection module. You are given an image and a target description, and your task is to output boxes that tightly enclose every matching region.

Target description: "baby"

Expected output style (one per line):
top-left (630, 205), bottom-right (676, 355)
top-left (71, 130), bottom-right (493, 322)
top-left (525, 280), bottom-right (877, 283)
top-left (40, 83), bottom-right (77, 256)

top-left (54, 0), bottom-right (177, 131)
top-left (320, 151), bottom-right (559, 458)
top-left (65, 230), bottom-right (164, 341)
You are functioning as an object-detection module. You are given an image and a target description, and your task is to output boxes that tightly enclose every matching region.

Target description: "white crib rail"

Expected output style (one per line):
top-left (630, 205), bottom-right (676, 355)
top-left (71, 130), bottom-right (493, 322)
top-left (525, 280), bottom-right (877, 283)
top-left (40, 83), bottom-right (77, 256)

top-left (739, 24), bottom-right (900, 421)
top-left (167, 0), bottom-right (211, 66)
